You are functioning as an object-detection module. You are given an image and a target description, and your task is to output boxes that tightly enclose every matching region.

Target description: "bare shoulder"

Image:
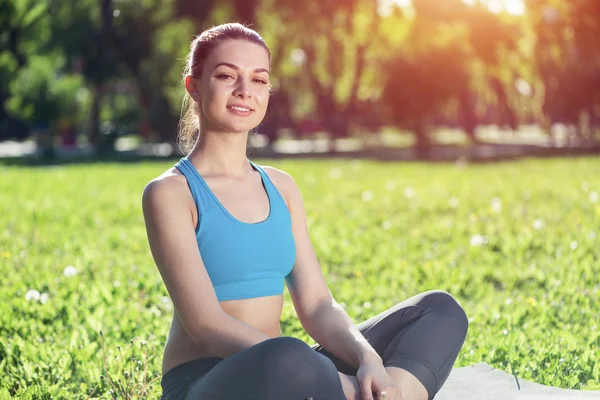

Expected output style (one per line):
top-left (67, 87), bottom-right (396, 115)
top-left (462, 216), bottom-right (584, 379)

top-left (259, 165), bottom-right (301, 207)
top-left (142, 167), bottom-right (190, 209)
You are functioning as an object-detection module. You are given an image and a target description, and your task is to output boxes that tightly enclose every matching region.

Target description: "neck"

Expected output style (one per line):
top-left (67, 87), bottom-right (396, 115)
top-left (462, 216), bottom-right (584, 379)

top-left (188, 130), bottom-right (251, 178)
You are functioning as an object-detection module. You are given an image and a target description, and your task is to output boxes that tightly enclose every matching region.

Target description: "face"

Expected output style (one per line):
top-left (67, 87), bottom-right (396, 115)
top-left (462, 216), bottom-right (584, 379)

top-left (186, 39), bottom-right (271, 134)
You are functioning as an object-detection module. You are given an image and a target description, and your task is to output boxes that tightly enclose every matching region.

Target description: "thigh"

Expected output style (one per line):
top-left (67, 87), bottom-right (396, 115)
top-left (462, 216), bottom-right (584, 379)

top-left (311, 292), bottom-right (433, 375)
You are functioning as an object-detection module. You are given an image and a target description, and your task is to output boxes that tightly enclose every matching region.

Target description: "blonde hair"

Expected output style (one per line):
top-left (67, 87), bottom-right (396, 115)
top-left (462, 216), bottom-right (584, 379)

top-left (177, 23), bottom-right (271, 155)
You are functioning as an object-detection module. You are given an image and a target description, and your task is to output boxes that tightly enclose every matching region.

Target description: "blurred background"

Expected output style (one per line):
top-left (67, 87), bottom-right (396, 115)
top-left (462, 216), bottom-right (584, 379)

top-left (2, 1), bottom-right (600, 398)
top-left (1, 0), bottom-right (599, 163)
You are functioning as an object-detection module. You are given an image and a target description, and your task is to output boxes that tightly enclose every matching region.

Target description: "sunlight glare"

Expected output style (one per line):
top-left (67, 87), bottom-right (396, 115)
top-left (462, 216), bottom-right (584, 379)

top-left (379, 0), bottom-right (412, 17)
top-left (488, 0), bottom-right (503, 14)
top-left (504, 0), bottom-right (526, 16)
top-left (392, 0), bottom-right (412, 7)
top-left (462, 0), bottom-right (526, 16)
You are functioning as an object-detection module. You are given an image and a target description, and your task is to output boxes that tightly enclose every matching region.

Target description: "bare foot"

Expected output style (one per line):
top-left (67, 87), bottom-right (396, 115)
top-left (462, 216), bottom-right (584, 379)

top-left (385, 367), bottom-right (428, 400)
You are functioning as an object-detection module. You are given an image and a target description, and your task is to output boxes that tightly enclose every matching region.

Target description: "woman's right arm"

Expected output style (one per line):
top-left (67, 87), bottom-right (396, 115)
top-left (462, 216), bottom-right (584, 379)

top-left (141, 177), bottom-right (272, 358)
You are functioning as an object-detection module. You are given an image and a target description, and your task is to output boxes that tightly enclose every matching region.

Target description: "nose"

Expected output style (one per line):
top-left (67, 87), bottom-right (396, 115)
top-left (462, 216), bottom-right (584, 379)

top-left (233, 78), bottom-right (251, 99)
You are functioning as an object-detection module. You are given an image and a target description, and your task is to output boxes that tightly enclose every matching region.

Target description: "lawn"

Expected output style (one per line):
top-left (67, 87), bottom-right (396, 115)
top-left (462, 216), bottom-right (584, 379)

top-left (1, 156), bottom-right (599, 399)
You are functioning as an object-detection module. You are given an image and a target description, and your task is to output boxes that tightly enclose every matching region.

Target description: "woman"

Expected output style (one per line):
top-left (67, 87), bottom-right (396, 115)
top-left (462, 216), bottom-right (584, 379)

top-left (142, 23), bottom-right (468, 400)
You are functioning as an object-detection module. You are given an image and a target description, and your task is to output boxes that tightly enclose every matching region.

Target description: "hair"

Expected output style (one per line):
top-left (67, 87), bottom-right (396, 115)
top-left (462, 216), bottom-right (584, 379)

top-left (177, 23), bottom-right (272, 155)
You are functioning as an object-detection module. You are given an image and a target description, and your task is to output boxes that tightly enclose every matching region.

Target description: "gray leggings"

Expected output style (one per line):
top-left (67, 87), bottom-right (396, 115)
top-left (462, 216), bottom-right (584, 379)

top-left (160, 290), bottom-right (468, 400)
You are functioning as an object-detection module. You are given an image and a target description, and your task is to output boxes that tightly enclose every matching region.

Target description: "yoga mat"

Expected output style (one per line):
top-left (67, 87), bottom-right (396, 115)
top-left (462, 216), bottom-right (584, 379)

top-left (436, 363), bottom-right (599, 400)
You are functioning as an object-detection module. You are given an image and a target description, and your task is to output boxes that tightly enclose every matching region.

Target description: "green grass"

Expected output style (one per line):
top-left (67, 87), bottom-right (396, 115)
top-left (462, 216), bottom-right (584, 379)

top-left (1, 157), bottom-right (599, 399)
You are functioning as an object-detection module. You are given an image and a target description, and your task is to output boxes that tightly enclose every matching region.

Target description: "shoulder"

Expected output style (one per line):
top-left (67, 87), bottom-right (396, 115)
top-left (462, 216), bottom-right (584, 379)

top-left (258, 164), bottom-right (302, 209)
top-left (142, 167), bottom-right (191, 210)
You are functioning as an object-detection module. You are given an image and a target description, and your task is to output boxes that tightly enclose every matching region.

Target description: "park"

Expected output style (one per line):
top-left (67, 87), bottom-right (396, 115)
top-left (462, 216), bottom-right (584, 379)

top-left (1, 0), bottom-right (599, 399)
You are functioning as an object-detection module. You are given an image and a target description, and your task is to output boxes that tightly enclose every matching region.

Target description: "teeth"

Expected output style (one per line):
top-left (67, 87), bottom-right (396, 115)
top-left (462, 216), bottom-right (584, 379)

top-left (229, 106), bottom-right (251, 112)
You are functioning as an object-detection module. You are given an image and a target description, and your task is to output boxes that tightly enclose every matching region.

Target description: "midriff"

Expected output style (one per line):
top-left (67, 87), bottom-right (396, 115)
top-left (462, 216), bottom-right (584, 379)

top-left (161, 294), bottom-right (285, 376)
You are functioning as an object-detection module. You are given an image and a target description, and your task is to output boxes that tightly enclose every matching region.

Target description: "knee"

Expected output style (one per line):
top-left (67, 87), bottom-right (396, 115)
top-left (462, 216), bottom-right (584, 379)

top-left (258, 336), bottom-right (311, 359)
top-left (255, 337), bottom-right (320, 371)
top-left (419, 290), bottom-right (469, 334)
top-left (255, 337), bottom-right (342, 394)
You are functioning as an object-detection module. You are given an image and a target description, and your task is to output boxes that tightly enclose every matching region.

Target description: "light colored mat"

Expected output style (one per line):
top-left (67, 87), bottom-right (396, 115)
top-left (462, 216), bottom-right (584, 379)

top-left (435, 363), bottom-right (599, 399)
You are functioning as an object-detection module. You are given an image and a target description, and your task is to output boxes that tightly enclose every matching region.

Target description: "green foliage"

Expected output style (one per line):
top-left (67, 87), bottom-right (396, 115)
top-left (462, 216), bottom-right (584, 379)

top-left (6, 55), bottom-right (83, 126)
top-left (1, 158), bottom-right (599, 397)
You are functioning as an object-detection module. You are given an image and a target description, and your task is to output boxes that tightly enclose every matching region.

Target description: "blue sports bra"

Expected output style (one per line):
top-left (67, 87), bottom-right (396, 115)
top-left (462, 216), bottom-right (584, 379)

top-left (174, 157), bottom-right (297, 301)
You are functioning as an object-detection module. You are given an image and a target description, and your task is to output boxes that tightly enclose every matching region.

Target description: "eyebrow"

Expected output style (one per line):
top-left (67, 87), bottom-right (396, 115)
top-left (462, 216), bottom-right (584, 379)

top-left (213, 62), bottom-right (270, 74)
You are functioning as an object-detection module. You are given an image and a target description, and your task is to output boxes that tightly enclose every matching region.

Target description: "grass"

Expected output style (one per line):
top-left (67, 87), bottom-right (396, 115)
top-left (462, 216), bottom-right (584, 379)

top-left (1, 156), bottom-right (599, 399)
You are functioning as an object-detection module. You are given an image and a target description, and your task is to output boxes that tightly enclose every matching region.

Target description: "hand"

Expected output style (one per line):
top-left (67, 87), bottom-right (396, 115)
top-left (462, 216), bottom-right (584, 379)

top-left (338, 372), bottom-right (361, 400)
top-left (355, 361), bottom-right (404, 400)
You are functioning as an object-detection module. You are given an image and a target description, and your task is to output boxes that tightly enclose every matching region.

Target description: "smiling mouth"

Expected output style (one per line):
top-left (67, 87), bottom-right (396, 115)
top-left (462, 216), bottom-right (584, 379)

top-left (227, 105), bottom-right (254, 112)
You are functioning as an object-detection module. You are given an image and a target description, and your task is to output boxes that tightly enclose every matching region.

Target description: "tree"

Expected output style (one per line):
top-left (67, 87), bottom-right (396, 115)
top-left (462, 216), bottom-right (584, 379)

top-left (381, 45), bottom-right (470, 155)
top-left (267, 0), bottom-right (384, 152)
top-left (0, 0), bottom-right (50, 142)
top-left (378, 0), bottom-right (520, 149)
top-left (529, 0), bottom-right (600, 146)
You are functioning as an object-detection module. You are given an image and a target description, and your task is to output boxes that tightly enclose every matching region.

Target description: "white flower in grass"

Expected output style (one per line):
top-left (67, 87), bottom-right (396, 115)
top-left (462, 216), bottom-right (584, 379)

top-left (491, 197), bottom-right (502, 213)
top-left (363, 301), bottom-right (371, 309)
top-left (570, 241), bottom-right (578, 250)
top-left (470, 235), bottom-right (487, 247)
top-left (381, 220), bottom-right (392, 230)
top-left (533, 219), bottom-right (544, 230)
top-left (328, 168), bottom-right (342, 179)
top-left (589, 231), bottom-right (597, 240)
top-left (404, 187), bottom-right (415, 199)
top-left (448, 197), bottom-right (459, 208)
top-left (149, 306), bottom-right (162, 317)
top-left (63, 265), bottom-right (77, 277)
top-left (590, 191), bottom-right (598, 203)
top-left (40, 292), bottom-right (49, 304)
top-left (26, 289), bottom-right (40, 302)
top-left (385, 181), bottom-right (397, 191)
top-left (161, 296), bottom-right (173, 310)
top-left (362, 191), bottom-right (373, 202)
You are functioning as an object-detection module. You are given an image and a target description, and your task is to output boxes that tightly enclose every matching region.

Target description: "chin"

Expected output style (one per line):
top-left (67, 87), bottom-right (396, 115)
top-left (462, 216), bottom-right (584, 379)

top-left (222, 122), bottom-right (258, 134)
top-left (219, 117), bottom-right (262, 133)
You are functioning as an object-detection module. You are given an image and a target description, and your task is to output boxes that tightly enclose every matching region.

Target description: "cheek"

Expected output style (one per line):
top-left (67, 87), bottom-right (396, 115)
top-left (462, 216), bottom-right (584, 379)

top-left (201, 85), bottom-right (227, 113)
top-left (256, 89), bottom-right (270, 108)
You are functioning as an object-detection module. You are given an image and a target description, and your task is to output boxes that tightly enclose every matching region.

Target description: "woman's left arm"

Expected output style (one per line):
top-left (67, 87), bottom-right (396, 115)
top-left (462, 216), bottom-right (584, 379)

top-left (270, 168), bottom-right (382, 368)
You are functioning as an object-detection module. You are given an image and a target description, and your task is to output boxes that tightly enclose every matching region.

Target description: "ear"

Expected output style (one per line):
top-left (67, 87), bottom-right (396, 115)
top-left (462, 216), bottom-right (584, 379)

top-left (184, 75), bottom-right (200, 102)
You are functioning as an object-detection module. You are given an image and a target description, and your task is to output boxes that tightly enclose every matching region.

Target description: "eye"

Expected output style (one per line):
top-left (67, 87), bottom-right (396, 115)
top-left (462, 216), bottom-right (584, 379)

top-left (254, 78), bottom-right (269, 85)
top-left (216, 74), bottom-right (234, 80)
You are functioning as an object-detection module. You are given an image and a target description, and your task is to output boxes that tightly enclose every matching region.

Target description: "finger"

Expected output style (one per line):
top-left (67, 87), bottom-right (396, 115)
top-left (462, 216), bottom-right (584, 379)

top-left (379, 389), bottom-right (394, 400)
top-left (360, 378), bottom-right (373, 400)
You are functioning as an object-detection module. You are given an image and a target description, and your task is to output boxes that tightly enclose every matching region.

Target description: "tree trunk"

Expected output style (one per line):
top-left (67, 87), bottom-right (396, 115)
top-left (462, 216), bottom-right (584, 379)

top-left (88, 84), bottom-right (102, 147)
top-left (459, 89), bottom-right (479, 144)
top-left (413, 120), bottom-right (431, 159)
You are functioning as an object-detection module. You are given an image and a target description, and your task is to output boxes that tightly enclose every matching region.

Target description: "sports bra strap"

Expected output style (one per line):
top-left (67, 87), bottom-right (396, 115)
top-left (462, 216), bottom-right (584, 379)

top-left (174, 158), bottom-right (218, 215)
